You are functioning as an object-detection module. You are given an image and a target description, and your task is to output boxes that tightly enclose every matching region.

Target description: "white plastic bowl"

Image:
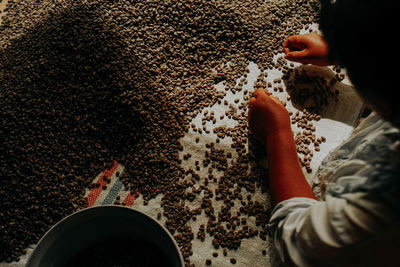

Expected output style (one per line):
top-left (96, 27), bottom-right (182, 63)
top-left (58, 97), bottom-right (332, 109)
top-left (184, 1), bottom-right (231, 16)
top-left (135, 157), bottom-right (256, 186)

top-left (26, 205), bottom-right (184, 267)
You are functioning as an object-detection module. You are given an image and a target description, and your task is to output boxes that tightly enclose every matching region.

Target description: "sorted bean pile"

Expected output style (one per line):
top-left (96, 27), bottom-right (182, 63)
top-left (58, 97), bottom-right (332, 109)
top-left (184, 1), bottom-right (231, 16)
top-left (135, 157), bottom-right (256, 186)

top-left (0, 0), bottom-right (321, 265)
top-left (284, 66), bottom-right (341, 113)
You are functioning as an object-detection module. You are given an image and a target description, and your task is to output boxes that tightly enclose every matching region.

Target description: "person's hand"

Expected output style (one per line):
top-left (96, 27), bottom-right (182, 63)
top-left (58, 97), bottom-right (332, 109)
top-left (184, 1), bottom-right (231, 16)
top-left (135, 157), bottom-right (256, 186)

top-left (248, 89), bottom-right (291, 141)
top-left (283, 32), bottom-right (331, 66)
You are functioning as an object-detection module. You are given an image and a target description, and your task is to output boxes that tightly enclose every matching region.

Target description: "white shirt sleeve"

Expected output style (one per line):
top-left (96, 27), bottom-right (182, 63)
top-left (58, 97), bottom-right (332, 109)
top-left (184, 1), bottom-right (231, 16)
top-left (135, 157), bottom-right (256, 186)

top-left (268, 192), bottom-right (398, 267)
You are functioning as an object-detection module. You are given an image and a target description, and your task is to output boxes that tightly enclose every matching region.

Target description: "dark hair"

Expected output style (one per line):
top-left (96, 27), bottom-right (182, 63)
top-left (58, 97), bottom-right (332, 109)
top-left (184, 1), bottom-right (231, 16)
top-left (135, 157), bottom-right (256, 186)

top-left (319, 0), bottom-right (397, 115)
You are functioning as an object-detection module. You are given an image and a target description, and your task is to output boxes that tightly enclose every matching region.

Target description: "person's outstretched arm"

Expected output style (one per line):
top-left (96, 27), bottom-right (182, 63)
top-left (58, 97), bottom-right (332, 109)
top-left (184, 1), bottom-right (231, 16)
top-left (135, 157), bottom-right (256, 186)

top-left (248, 89), bottom-right (316, 206)
top-left (283, 32), bottom-right (331, 66)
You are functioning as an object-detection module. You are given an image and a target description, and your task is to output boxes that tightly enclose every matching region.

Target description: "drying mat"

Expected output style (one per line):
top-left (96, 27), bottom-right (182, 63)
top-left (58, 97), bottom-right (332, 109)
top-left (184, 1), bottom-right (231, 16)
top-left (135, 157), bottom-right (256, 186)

top-left (0, 25), bottom-right (365, 266)
top-left (1, 57), bottom-right (365, 267)
top-left (0, 11), bottom-right (364, 265)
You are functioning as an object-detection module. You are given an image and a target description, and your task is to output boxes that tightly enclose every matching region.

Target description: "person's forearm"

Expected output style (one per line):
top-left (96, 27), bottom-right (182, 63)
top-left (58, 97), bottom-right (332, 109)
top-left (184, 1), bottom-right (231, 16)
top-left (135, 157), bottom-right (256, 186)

top-left (267, 129), bottom-right (316, 206)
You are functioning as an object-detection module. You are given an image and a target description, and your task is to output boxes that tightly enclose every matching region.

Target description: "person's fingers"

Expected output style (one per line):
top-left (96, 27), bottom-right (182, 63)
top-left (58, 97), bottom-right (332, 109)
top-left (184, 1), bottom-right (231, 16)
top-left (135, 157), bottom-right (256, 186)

top-left (253, 88), bottom-right (267, 99)
top-left (286, 49), bottom-right (309, 59)
top-left (285, 55), bottom-right (313, 65)
top-left (284, 35), bottom-right (306, 53)
top-left (283, 38), bottom-right (291, 54)
top-left (247, 99), bottom-right (255, 123)
top-left (270, 95), bottom-right (284, 106)
top-left (283, 35), bottom-right (298, 50)
top-left (248, 97), bottom-right (257, 108)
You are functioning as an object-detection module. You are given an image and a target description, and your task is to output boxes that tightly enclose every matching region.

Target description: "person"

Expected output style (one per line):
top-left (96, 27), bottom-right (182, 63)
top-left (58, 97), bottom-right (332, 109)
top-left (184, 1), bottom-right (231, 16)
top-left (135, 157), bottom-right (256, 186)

top-left (248, 0), bottom-right (399, 266)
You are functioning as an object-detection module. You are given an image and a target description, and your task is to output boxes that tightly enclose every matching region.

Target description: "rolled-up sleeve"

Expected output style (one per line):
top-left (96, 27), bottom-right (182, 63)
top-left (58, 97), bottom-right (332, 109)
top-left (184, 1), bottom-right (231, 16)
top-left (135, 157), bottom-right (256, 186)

top-left (268, 193), bottom-right (397, 267)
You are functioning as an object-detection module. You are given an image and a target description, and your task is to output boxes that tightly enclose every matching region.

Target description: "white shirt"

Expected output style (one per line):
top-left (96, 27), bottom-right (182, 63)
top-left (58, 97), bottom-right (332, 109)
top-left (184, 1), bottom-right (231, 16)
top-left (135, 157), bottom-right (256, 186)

top-left (268, 112), bottom-right (400, 267)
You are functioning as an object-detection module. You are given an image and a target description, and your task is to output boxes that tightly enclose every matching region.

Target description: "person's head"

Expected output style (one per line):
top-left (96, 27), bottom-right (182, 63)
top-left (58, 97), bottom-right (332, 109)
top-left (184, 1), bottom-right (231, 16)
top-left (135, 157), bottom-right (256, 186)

top-left (319, 0), bottom-right (398, 127)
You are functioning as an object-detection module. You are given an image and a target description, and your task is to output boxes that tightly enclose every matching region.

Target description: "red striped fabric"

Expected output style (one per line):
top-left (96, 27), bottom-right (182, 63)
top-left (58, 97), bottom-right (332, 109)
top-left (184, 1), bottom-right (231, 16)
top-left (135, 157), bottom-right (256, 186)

top-left (86, 161), bottom-right (120, 207)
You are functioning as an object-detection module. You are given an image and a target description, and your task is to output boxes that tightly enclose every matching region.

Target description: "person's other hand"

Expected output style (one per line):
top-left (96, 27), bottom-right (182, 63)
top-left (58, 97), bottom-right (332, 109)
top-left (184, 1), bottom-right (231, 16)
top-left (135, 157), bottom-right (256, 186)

top-left (283, 32), bottom-right (331, 66)
top-left (248, 89), bottom-right (291, 141)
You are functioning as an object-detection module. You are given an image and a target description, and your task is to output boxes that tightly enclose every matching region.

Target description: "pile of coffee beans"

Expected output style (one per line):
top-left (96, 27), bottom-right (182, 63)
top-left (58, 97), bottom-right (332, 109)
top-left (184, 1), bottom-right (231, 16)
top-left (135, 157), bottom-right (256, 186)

top-left (0, 0), bottom-right (321, 265)
top-left (283, 66), bottom-right (341, 114)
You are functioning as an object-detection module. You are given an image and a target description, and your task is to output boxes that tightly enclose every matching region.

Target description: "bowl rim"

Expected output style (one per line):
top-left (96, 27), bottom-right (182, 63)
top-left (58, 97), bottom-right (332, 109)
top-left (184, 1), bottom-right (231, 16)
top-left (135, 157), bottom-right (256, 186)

top-left (26, 205), bottom-right (185, 266)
